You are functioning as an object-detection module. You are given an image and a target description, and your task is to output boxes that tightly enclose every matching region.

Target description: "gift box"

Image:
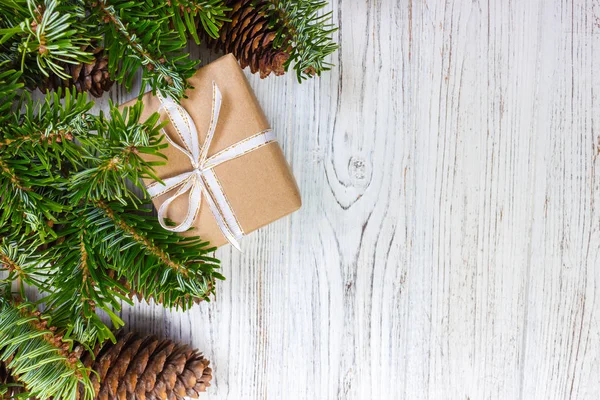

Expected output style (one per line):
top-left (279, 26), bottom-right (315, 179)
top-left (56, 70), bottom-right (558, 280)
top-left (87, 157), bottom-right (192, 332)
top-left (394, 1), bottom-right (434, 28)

top-left (123, 54), bottom-right (301, 249)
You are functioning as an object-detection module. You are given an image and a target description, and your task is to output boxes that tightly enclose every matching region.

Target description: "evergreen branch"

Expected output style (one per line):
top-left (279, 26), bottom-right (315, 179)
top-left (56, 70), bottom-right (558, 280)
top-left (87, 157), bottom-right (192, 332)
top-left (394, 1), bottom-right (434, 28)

top-left (0, 89), bottom-right (92, 239)
top-left (0, 0), bottom-right (29, 28)
top-left (0, 130), bottom-right (72, 148)
top-left (0, 157), bottom-right (64, 240)
top-left (0, 159), bottom-right (29, 193)
top-left (0, 237), bottom-right (50, 290)
top-left (255, 0), bottom-right (338, 81)
top-left (42, 229), bottom-right (126, 348)
top-left (45, 301), bottom-right (113, 351)
top-left (0, 0), bottom-right (93, 80)
top-left (2, 89), bottom-right (94, 169)
top-left (97, 201), bottom-right (183, 273)
top-left (95, 0), bottom-right (172, 78)
top-left (0, 294), bottom-right (94, 400)
top-left (0, 67), bottom-right (23, 126)
top-left (22, 0), bottom-right (92, 78)
top-left (68, 99), bottom-right (167, 204)
top-left (92, 200), bottom-right (222, 308)
top-left (38, 197), bottom-right (222, 348)
top-left (0, 88), bottom-right (222, 350)
top-left (92, 0), bottom-right (198, 98)
top-left (171, 0), bottom-right (230, 43)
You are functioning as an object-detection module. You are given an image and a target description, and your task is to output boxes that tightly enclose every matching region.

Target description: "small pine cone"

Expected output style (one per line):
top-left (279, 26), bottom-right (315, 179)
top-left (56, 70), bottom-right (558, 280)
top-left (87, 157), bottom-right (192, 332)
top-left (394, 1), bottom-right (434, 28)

top-left (35, 46), bottom-right (114, 98)
top-left (85, 332), bottom-right (212, 400)
top-left (204, 0), bottom-right (290, 78)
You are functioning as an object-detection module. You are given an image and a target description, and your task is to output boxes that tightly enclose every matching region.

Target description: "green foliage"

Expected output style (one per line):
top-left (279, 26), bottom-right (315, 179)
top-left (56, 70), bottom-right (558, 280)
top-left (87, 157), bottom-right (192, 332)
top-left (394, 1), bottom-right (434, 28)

top-left (0, 0), bottom-right (93, 79)
top-left (42, 199), bottom-right (220, 348)
top-left (0, 89), bottom-right (90, 240)
top-left (0, 237), bottom-right (49, 290)
top-left (171, 0), bottom-right (230, 43)
top-left (68, 99), bottom-right (167, 205)
top-left (0, 67), bottom-right (24, 121)
top-left (84, 201), bottom-right (220, 307)
top-left (0, 89), bottom-right (223, 353)
top-left (92, 0), bottom-right (197, 98)
top-left (255, 0), bottom-right (338, 81)
top-left (0, 294), bottom-right (94, 400)
top-left (0, 0), bottom-right (337, 99)
top-left (0, 0), bottom-right (233, 98)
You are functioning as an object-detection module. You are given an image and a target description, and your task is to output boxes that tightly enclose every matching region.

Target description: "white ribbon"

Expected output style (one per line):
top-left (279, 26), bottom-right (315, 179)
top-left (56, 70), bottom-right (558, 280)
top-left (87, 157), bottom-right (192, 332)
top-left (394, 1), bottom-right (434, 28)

top-left (146, 81), bottom-right (277, 251)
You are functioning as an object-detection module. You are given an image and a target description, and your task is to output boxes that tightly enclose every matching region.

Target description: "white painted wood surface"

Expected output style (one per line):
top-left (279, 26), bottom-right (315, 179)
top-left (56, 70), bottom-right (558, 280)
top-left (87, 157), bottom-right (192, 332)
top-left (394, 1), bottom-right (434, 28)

top-left (94, 0), bottom-right (600, 399)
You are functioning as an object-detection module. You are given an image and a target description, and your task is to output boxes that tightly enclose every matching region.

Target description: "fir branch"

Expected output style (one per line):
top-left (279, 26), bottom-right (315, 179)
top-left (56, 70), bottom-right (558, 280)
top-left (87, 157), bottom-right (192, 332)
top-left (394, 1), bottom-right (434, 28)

top-left (0, 89), bottom-right (91, 239)
top-left (2, 89), bottom-right (93, 170)
top-left (0, 237), bottom-right (49, 289)
top-left (92, 0), bottom-right (198, 98)
top-left (0, 294), bottom-right (94, 400)
top-left (68, 99), bottom-right (167, 204)
top-left (95, 0), bottom-right (174, 80)
top-left (91, 200), bottom-right (222, 308)
top-left (22, 0), bottom-right (92, 78)
top-left (97, 201), bottom-right (184, 273)
top-left (254, 0), bottom-right (338, 81)
top-left (171, 0), bottom-right (230, 43)
top-left (0, 87), bottom-right (222, 350)
top-left (0, 159), bottom-right (29, 193)
top-left (0, 157), bottom-right (64, 240)
top-left (39, 197), bottom-right (221, 348)
top-left (0, 0), bottom-right (93, 80)
top-left (0, 53), bottom-right (229, 372)
top-left (42, 229), bottom-right (126, 348)
top-left (0, 67), bottom-right (23, 126)
top-left (0, 130), bottom-right (72, 148)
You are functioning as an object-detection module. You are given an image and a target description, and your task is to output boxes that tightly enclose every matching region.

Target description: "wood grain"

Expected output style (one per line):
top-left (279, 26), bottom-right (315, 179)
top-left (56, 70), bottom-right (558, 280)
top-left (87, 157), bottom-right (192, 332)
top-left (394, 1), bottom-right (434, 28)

top-left (28, 0), bottom-right (600, 398)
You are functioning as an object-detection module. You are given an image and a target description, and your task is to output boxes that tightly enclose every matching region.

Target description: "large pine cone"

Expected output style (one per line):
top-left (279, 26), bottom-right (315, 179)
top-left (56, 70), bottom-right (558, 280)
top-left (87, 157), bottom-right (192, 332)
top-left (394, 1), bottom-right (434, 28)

top-left (205, 0), bottom-right (290, 78)
top-left (36, 46), bottom-right (114, 98)
top-left (81, 332), bottom-right (212, 400)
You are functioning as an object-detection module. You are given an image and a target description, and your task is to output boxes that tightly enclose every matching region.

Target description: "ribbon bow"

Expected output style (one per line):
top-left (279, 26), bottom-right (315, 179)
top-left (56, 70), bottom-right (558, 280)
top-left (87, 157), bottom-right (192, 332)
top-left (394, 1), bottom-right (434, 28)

top-left (146, 82), bottom-right (277, 251)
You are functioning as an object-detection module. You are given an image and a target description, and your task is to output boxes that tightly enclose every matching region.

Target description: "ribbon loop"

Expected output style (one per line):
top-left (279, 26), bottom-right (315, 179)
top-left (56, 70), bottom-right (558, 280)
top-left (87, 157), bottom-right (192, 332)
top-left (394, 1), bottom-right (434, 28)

top-left (157, 95), bottom-right (200, 164)
top-left (147, 82), bottom-right (277, 250)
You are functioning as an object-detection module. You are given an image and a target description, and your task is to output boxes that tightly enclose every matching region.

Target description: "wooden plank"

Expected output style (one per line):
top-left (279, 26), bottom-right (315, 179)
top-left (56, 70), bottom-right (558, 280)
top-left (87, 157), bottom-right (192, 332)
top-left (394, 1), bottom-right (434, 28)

top-left (519, 1), bottom-right (600, 399)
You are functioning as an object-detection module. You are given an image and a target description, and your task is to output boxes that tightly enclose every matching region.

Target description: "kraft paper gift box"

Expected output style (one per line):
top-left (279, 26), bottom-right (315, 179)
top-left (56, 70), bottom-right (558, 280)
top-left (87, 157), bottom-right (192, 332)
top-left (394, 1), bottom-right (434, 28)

top-left (123, 54), bottom-right (302, 248)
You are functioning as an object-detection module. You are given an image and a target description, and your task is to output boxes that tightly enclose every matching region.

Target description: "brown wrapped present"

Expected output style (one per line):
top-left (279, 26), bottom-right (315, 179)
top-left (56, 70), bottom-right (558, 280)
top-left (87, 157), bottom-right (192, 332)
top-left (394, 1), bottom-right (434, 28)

top-left (123, 54), bottom-right (301, 249)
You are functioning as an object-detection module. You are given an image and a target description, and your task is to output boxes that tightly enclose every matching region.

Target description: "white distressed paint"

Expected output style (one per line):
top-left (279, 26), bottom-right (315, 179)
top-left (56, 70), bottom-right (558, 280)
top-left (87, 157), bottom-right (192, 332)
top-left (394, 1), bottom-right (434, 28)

top-left (24, 0), bottom-right (600, 398)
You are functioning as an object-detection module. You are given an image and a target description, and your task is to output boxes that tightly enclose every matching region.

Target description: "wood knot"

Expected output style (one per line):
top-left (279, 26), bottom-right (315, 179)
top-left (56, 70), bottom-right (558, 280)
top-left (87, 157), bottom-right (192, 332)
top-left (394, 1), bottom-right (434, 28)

top-left (348, 156), bottom-right (371, 187)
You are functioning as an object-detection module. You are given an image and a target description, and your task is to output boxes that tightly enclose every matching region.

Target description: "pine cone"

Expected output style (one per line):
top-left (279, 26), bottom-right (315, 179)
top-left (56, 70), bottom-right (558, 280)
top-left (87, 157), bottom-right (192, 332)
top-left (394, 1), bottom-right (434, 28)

top-left (82, 332), bottom-right (212, 400)
top-left (205, 0), bottom-right (290, 78)
top-left (35, 46), bottom-right (114, 98)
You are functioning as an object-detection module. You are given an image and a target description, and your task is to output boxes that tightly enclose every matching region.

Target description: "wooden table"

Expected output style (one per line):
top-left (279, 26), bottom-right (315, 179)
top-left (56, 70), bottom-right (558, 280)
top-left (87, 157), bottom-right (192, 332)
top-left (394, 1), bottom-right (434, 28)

top-left (103, 1), bottom-right (600, 398)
